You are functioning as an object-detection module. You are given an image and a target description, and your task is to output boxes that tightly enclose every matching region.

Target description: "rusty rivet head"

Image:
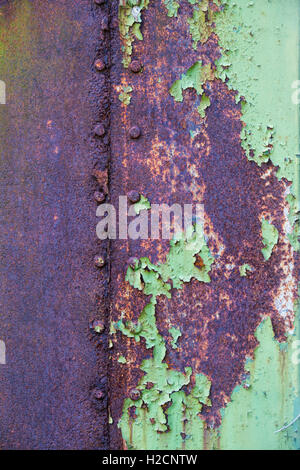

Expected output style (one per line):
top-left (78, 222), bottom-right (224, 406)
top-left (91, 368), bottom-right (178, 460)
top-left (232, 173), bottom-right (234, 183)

top-left (129, 60), bottom-right (142, 73)
top-left (90, 319), bottom-right (105, 334)
top-left (127, 190), bottom-right (140, 203)
top-left (129, 388), bottom-right (141, 401)
top-left (129, 125), bottom-right (141, 139)
top-left (92, 388), bottom-right (104, 400)
top-left (94, 123), bottom-right (106, 137)
top-left (94, 255), bottom-right (106, 268)
top-left (94, 59), bottom-right (105, 71)
top-left (94, 191), bottom-right (106, 203)
top-left (128, 256), bottom-right (139, 269)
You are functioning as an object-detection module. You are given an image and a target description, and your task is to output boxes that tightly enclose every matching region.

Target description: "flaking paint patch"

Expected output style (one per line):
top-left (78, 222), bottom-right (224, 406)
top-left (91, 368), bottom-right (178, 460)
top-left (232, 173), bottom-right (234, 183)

top-left (170, 61), bottom-right (214, 104)
top-left (163, 0), bottom-right (181, 17)
top-left (118, 0), bottom-right (150, 68)
top-left (116, 225), bottom-right (215, 449)
top-left (118, 85), bottom-right (133, 105)
top-left (239, 263), bottom-right (253, 277)
top-left (261, 218), bottom-right (279, 261)
top-left (187, 0), bottom-right (220, 50)
top-left (214, 0), bottom-right (300, 251)
top-left (133, 195), bottom-right (151, 215)
top-left (169, 326), bottom-right (181, 349)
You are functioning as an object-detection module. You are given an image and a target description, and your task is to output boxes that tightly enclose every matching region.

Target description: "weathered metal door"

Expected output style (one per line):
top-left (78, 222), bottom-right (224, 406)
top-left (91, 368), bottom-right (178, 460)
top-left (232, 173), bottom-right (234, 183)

top-left (0, 0), bottom-right (299, 450)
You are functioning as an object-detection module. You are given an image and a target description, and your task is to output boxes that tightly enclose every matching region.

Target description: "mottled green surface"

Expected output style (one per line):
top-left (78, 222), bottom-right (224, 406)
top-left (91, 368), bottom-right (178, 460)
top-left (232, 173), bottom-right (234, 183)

top-left (219, 317), bottom-right (300, 450)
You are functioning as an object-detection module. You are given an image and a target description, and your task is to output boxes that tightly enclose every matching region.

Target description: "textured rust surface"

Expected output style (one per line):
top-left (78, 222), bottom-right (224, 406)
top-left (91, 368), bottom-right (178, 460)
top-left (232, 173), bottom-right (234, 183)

top-left (0, 0), bottom-right (298, 451)
top-left (0, 0), bottom-right (110, 449)
top-left (108, 1), bottom-right (299, 448)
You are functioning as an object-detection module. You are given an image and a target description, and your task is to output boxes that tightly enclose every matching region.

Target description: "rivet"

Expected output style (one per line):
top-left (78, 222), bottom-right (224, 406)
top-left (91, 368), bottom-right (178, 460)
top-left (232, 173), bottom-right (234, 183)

top-left (129, 388), bottom-right (141, 401)
top-left (129, 60), bottom-right (142, 73)
top-left (127, 190), bottom-right (140, 203)
top-left (129, 125), bottom-right (141, 139)
top-left (94, 255), bottom-right (106, 268)
top-left (92, 388), bottom-right (104, 400)
top-left (90, 319), bottom-right (105, 334)
top-left (94, 191), bottom-right (106, 203)
top-left (94, 123), bottom-right (106, 137)
top-left (94, 59), bottom-right (105, 71)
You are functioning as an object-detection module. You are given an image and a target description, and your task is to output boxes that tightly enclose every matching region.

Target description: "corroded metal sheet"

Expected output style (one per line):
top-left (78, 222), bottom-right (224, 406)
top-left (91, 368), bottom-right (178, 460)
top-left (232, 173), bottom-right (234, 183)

top-left (0, 0), bottom-right (110, 449)
top-left (108, 0), bottom-right (300, 450)
top-left (0, 0), bottom-right (299, 451)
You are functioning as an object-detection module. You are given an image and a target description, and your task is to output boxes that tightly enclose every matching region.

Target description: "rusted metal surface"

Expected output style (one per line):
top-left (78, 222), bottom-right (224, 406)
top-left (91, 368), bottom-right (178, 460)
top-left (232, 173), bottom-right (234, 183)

top-left (0, 0), bottom-right (299, 451)
top-left (0, 0), bottom-right (110, 449)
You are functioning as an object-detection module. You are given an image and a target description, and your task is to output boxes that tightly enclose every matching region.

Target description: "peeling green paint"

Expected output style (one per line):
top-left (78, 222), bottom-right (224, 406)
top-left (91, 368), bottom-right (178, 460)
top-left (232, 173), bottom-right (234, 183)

top-left (169, 61), bottom-right (214, 104)
top-left (214, 0), bottom-right (300, 251)
top-left (197, 93), bottom-right (210, 118)
top-left (116, 225), bottom-right (214, 449)
top-left (239, 263), bottom-right (253, 277)
top-left (118, 0), bottom-right (149, 68)
top-left (187, 0), bottom-right (219, 49)
top-left (118, 355), bottom-right (127, 364)
top-left (169, 327), bottom-right (181, 349)
top-left (286, 192), bottom-right (300, 251)
top-left (261, 218), bottom-right (279, 261)
top-left (163, 0), bottom-right (180, 17)
top-left (118, 85), bottom-right (133, 105)
top-left (133, 195), bottom-right (151, 215)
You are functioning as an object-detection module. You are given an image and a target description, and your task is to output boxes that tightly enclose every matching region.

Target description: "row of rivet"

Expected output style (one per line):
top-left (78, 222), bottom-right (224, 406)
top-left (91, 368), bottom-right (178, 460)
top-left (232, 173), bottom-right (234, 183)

top-left (92, 0), bottom-right (143, 405)
top-left (89, 0), bottom-right (109, 405)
